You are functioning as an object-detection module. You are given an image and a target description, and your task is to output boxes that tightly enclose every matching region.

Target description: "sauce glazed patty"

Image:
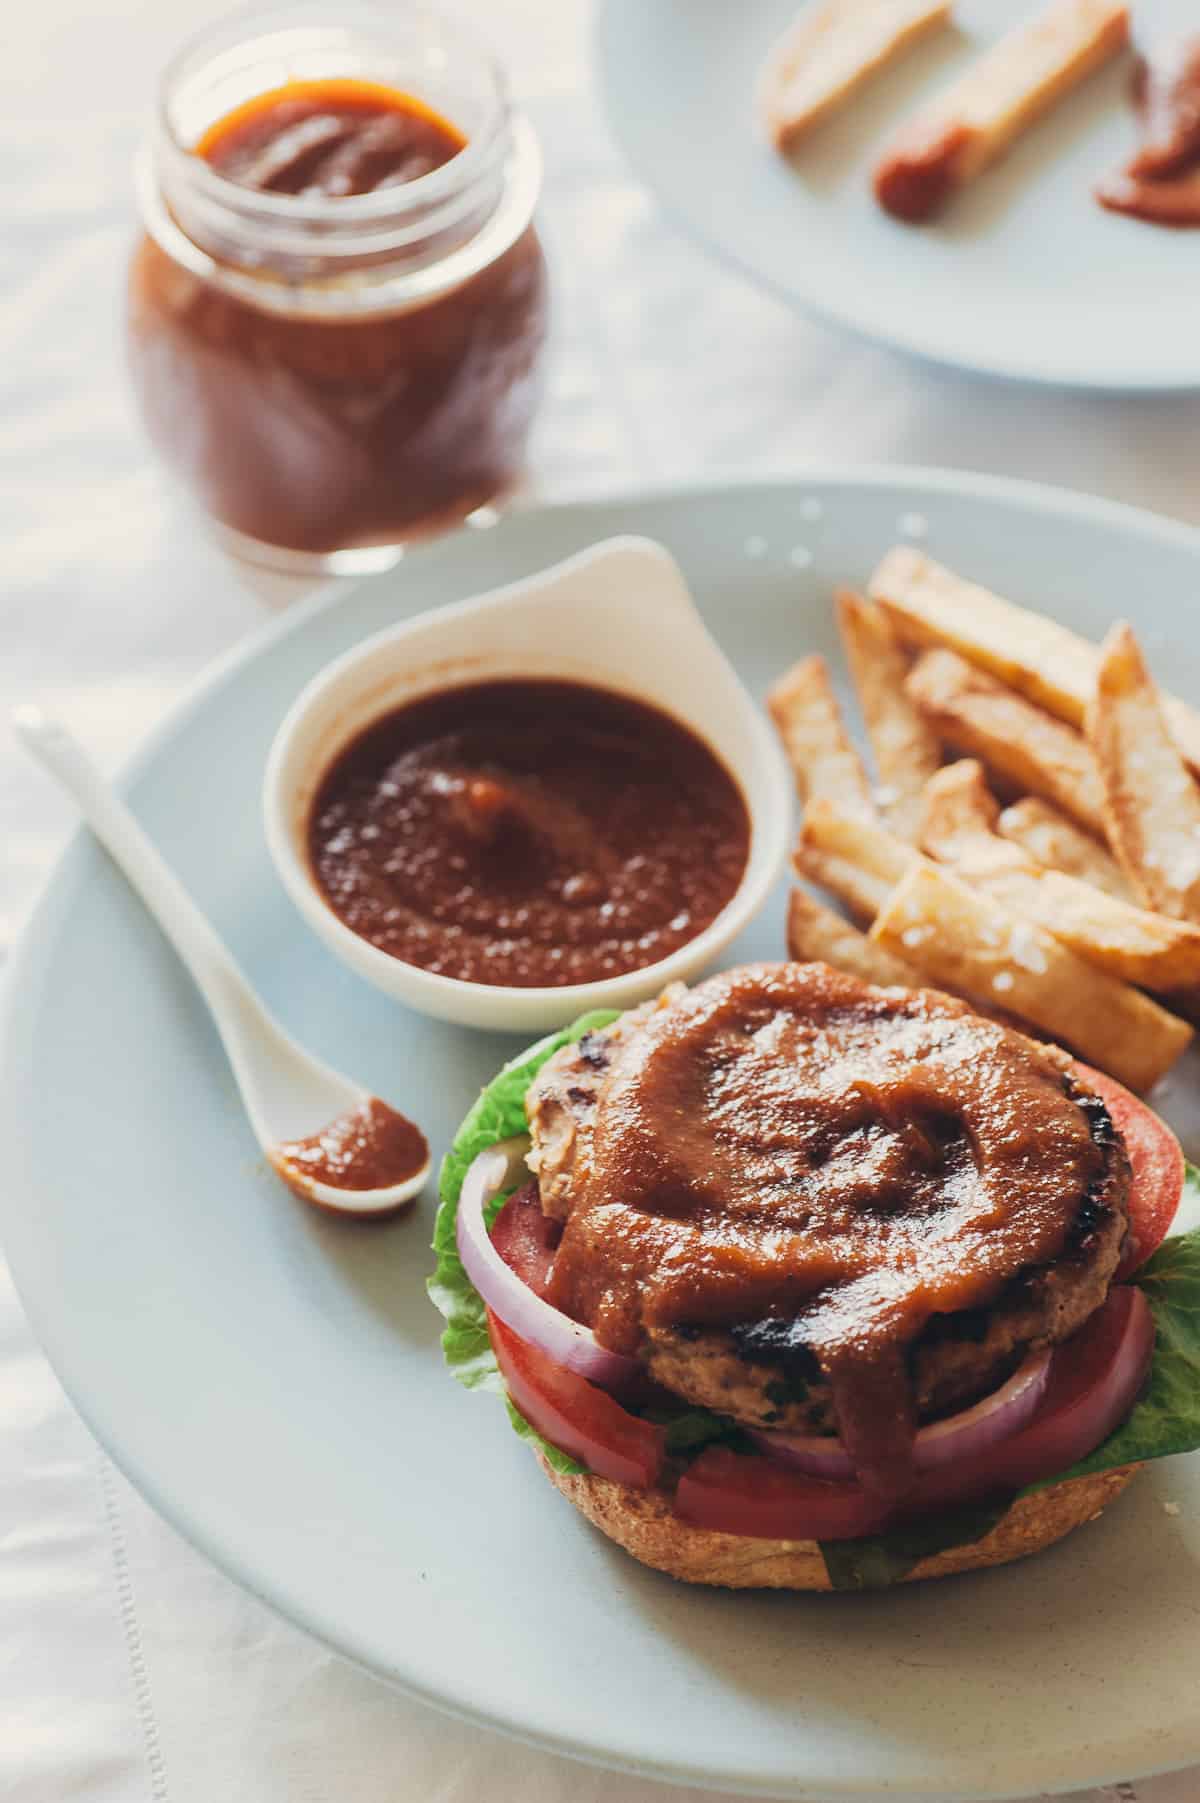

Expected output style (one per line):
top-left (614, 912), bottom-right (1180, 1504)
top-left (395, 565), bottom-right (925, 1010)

top-left (526, 965), bottom-right (1130, 1496)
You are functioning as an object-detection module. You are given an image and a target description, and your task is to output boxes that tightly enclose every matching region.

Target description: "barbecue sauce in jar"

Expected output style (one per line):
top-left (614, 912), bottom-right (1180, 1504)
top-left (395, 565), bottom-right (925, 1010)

top-left (128, 7), bottom-right (547, 566)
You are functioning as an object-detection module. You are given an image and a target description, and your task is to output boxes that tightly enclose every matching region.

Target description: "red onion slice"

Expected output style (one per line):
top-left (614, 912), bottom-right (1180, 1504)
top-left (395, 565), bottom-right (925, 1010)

top-left (750, 1346), bottom-right (1052, 1480)
top-left (456, 1140), bottom-right (638, 1392)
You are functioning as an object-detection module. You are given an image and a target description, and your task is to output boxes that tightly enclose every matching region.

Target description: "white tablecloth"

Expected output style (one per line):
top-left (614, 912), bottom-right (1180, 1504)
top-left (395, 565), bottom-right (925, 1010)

top-left (4, 4), bottom-right (1200, 1800)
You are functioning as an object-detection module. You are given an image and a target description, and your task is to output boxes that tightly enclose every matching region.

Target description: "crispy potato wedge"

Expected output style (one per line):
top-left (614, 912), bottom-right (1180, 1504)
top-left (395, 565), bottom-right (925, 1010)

top-left (759, 0), bottom-right (952, 153)
top-left (906, 647), bottom-right (1107, 834)
top-left (786, 887), bottom-right (920, 985)
top-left (767, 654), bottom-right (876, 818)
top-left (793, 844), bottom-right (893, 924)
top-left (870, 862), bottom-right (1192, 1092)
top-left (920, 762), bottom-right (1200, 988)
top-left (916, 759), bottom-right (1005, 859)
top-left (996, 797), bottom-right (1133, 901)
top-left (799, 799), bottom-right (914, 888)
top-left (1086, 622), bottom-right (1200, 923)
top-left (869, 545), bottom-right (1200, 775)
top-left (836, 588), bottom-right (941, 840)
top-left (874, 0), bottom-right (1129, 221)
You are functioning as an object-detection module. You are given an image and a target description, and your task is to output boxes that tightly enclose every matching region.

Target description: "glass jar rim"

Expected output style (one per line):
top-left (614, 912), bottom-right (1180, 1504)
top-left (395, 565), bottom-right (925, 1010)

top-left (154, 0), bottom-right (511, 234)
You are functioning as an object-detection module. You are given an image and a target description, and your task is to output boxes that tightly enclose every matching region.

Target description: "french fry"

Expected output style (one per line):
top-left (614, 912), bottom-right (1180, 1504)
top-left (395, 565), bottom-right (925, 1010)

top-left (919, 762), bottom-right (1200, 989)
top-left (870, 862), bottom-right (1192, 1093)
top-left (836, 588), bottom-right (941, 840)
top-left (758, 0), bottom-right (953, 153)
top-left (905, 647), bottom-right (1107, 834)
top-left (869, 545), bottom-right (1200, 776)
top-left (793, 844), bottom-right (893, 924)
top-left (799, 799), bottom-right (914, 889)
top-left (786, 887), bottom-right (920, 985)
top-left (995, 797), bottom-right (1134, 901)
top-left (767, 654), bottom-right (876, 818)
top-left (874, 0), bottom-right (1130, 221)
top-left (915, 759), bottom-right (1004, 859)
top-left (1086, 623), bottom-right (1200, 923)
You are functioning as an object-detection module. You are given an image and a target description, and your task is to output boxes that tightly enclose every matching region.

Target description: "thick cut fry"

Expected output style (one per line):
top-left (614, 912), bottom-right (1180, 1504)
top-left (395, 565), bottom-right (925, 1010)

top-left (874, 0), bottom-right (1130, 221)
top-left (869, 545), bottom-right (1200, 776)
top-left (759, 0), bottom-right (952, 152)
top-left (1086, 622), bottom-right (1200, 923)
top-left (799, 800), bottom-right (914, 888)
top-left (916, 759), bottom-right (1004, 859)
top-left (870, 862), bottom-right (1192, 1093)
top-left (836, 588), bottom-right (941, 840)
top-left (767, 654), bottom-right (876, 818)
top-left (922, 787), bottom-right (1200, 991)
top-left (905, 647), bottom-right (1106, 834)
top-left (786, 887), bottom-right (920, 985)
top-left (996, 798), bottom-right (1134, 901)
top-left (793, 845), bottom-right (892, 923)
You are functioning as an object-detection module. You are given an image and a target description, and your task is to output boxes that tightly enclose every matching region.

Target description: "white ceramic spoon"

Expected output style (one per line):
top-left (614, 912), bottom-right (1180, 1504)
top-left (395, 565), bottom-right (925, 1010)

top-left (14, 706), bottom-right (429, 1218)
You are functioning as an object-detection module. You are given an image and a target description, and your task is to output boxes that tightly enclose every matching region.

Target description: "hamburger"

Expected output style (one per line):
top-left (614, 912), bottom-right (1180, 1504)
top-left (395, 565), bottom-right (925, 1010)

top-left (430, 963), bottom-right (1199, 1590)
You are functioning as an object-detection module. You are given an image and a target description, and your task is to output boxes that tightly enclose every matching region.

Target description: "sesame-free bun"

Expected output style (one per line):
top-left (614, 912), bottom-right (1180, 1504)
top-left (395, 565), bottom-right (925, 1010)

top-left (536, 1454), bottom-right (1141, 1589)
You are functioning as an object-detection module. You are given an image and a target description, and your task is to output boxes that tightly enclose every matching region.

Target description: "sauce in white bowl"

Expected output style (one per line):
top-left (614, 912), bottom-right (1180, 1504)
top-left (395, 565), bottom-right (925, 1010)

top-left (263, 536), bottom-right (791, 1031)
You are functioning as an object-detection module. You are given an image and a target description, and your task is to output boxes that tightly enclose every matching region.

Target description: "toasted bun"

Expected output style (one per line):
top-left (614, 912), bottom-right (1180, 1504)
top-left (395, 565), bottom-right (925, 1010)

top-left (536, 1453), bottom-right (1141, 1589)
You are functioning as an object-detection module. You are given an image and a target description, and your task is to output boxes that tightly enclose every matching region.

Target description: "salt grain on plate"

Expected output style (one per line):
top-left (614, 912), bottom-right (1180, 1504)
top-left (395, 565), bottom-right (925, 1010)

top-left (1007, 922), bottom-right (1048, 974)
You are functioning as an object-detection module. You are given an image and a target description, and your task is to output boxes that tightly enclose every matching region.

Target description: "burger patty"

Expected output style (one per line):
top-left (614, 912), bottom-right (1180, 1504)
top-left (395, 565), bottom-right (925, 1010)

top-left (526, 979), bottom-right (1131, 1435)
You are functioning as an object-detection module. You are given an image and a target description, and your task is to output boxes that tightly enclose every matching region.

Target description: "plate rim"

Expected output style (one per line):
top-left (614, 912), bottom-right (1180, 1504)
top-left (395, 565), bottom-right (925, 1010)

top-left (5, 467), bottom-right (1200, 1802)
top-left (593, 1), bottom-right (1200, 396)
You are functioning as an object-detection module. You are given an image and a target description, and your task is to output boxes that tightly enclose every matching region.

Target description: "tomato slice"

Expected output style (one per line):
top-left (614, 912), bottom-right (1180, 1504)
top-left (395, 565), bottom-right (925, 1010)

top-left (675, 1289), bottom-right (1154, 1539)
top-left (1071, 1059), bottom-right (1184, 1277)
top-left (906, 1285), bottom-right (1154, 1512)
top-left (676, 1448), bottom-right (893, 1541)
top-left (488, 1183), bottom-right (559, 1300)
top-left (487, 1309), bottom-right (665, 1489)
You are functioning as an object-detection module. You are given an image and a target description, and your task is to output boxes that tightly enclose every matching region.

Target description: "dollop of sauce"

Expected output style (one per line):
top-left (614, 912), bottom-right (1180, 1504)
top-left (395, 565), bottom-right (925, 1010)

top-left (195, 78), bottom-right (464, 196)
top-left (307, 680), bottom-right (751, 988)
top-left (1097, 35), bottom-right (1200, 227)
top-left (545, 965), bottom-right (1106, 1495)
top-left (273, 1098), bottom-right (428, 1211)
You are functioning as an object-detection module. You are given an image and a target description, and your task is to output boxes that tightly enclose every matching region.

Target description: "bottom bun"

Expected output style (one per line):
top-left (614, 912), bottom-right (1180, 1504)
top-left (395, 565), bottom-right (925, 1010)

top-left (536, 1454), bottom-right (1142, 1589)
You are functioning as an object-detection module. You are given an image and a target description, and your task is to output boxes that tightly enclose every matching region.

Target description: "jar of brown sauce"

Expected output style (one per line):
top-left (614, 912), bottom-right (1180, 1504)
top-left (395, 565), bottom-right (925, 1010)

top-left (127, 2), bottom-right (548, 572)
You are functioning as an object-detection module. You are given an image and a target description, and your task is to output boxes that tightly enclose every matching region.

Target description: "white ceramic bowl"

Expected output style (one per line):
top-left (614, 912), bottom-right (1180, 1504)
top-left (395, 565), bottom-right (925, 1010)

top-left (263, 535), bottom-right (791, 1031)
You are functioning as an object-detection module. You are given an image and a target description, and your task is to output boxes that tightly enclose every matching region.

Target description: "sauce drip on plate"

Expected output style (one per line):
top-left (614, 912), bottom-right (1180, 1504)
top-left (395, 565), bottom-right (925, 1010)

top-left (273, 1098), bottom-right (428, 1210)
top-left (308, 679), bottom-right (751, 989)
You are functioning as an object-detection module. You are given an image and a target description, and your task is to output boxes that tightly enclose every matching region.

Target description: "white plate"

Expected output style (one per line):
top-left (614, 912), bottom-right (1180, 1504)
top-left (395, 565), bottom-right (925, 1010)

top-left (595, 1), bottom-right (1200, 391)
top-left (5, 473), bottom-right (1200, 1803)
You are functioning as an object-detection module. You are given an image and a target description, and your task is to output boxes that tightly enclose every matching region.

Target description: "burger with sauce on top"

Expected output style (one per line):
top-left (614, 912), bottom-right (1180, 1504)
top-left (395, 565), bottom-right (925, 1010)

top-left (431, 963), bottom-right (1197, 1589)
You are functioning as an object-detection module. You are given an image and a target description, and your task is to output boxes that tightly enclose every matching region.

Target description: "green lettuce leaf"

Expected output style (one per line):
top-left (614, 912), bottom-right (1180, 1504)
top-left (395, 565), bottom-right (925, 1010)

top-left (820, 1496), bottom-right (1013, 1592)
top-left (427, 1011), bottom-right (618, 1468)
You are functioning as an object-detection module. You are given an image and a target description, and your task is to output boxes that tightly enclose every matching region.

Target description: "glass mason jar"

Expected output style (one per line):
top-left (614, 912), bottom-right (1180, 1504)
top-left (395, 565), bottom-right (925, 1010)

top-left (127, 1), bottom-right (548, 573)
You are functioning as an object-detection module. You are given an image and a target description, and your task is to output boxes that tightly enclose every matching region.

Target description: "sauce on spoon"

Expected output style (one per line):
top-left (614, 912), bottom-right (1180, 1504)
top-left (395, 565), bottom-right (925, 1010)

top-left (272, 1098), bottom-right (429, 1213)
